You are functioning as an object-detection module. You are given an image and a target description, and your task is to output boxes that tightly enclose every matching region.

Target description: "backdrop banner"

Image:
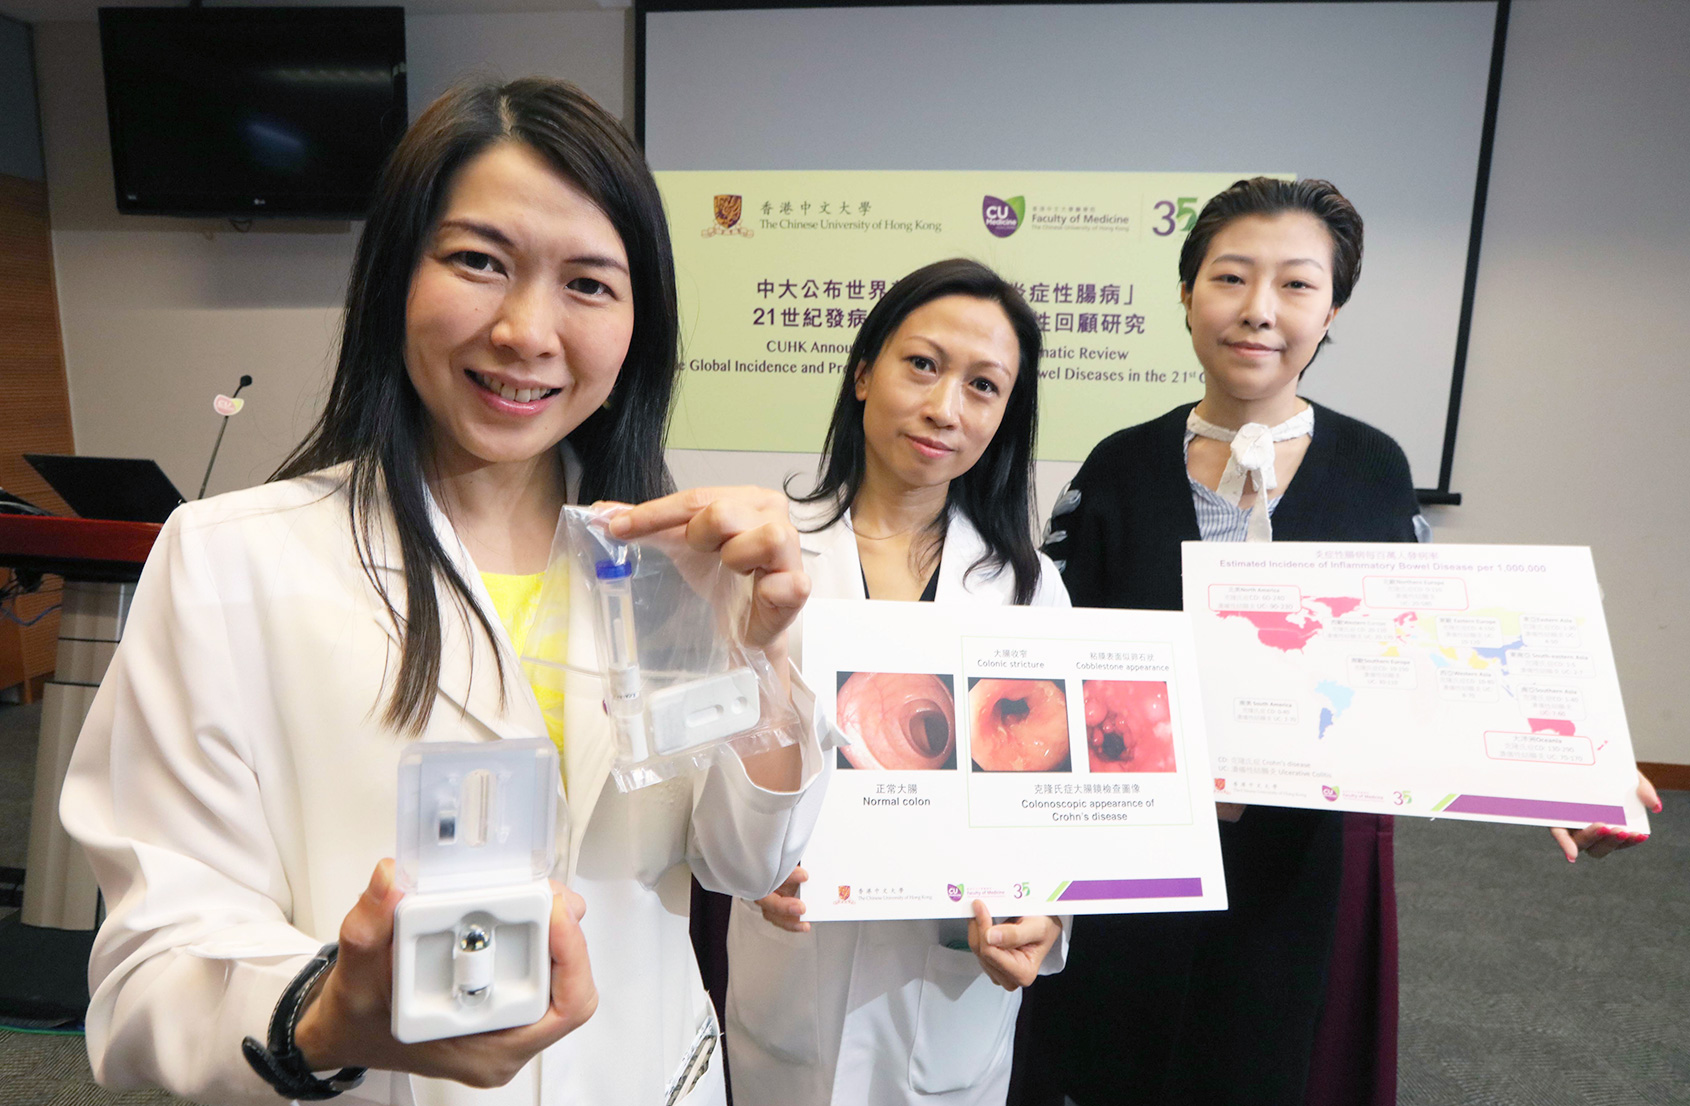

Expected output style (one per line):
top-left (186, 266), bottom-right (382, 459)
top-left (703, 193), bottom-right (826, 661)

top-left (658, 170), bottom-right (1280, 461)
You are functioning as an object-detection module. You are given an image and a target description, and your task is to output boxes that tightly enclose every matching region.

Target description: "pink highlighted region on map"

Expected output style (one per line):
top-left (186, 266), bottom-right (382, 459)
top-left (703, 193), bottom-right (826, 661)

top-left (1216, 610), bottom-right (1324, 652)
top-left (1313, 596), bottom-right (1363, 618)
top-left (1215, 596), bottom-right (1364, 653)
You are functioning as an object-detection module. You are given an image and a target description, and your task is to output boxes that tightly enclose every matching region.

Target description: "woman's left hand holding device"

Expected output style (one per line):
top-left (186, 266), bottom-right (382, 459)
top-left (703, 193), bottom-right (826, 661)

top-left (967, 901), bottom-right (1063, 991)
top-left (293, 861), bottom-right (598, 1088)
top-left (608, 486), bottom-right (812, 791)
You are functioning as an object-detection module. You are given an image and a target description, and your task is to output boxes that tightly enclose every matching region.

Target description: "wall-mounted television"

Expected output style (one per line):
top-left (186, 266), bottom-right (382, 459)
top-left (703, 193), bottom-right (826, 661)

top-left (99, 6), bottom-right (407, 218)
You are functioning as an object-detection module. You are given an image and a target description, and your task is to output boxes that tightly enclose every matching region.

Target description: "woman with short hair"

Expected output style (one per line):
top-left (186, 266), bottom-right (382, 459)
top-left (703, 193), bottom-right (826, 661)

top-left (1024, 176), bottom-right (1658, 1106)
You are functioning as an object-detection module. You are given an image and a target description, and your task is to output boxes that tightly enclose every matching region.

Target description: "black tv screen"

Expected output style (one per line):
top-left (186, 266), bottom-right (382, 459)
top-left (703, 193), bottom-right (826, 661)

top-left (99, 7), bottom-right (406, 218)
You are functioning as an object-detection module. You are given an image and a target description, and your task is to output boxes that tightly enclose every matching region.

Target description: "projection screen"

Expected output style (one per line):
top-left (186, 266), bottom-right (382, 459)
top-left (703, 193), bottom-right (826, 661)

top-left (640, 0), bottom-right (1507, 504)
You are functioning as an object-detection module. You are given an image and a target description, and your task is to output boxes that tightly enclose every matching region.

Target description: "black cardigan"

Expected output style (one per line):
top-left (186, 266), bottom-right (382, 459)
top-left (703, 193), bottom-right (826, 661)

top-left (1045, 400), bottom-right (1420, 612)
top-left (1019, 401), bottom-right (1420, 1106)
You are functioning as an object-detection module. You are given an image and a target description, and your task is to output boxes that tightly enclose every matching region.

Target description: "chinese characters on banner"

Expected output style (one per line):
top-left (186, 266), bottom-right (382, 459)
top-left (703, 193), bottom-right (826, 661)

top-left (658, 171), bottom-right (1282, 460)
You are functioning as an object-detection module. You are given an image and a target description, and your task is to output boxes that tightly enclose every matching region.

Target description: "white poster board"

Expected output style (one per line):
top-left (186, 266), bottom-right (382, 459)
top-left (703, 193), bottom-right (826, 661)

top-left (799, 600), bottom-right (1227, 921)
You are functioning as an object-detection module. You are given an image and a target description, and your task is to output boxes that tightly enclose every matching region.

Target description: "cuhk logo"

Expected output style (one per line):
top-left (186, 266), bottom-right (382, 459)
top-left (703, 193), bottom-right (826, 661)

top-left (836, 885), bottom-right (851, 904)
top-left (982, 195), bottom-right (1024, 238)
top-left (713, 194), bottom-right (743, 229)
top-left (1321, 785), bottom-right (1340, 802)
top-left (1213, 778), bottom-right (1226, 792)
top-left (702, 194), bottom-right (753, 238)
top-left (946, 883), bottom-right (964, 902)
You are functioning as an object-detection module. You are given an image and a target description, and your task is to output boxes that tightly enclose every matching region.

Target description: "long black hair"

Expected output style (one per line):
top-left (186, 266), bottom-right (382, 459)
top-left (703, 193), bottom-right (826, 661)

top-left (274, 78), bottom-right (678, 732)
top-left (792, 258), bottom-right (1043, 605)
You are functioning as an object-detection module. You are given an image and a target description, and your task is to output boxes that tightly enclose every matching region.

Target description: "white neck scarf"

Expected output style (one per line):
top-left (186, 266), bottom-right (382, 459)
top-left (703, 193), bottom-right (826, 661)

top-left (1187, 405), bottom-right (1315, 542)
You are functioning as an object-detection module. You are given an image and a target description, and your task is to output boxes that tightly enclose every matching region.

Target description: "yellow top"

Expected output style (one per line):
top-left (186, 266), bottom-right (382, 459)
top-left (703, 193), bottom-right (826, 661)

top-left (480, 571), bottom-right (567, 767)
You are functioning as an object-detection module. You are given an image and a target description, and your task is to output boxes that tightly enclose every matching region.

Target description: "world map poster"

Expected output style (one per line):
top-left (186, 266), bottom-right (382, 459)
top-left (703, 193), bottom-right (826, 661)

top-left (1181, 543), bottom-right (1649, 831)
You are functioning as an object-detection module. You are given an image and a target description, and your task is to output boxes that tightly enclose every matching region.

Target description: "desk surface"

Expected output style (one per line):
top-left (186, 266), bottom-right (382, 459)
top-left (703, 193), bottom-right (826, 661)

top-left (0, 515), bottom-right (161, 582)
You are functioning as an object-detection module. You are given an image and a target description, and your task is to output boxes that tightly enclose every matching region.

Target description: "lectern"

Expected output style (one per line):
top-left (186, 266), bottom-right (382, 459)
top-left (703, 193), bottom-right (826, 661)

top-left (0, 514), bottom-right (159, 1020)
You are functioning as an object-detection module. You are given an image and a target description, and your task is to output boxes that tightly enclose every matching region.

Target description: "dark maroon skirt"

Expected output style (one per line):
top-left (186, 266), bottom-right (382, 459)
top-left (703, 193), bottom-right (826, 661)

top-left (1010, 810), bottom-right (1398, 1106)
top-left (1303, 812), bottom-right (1397, 1106)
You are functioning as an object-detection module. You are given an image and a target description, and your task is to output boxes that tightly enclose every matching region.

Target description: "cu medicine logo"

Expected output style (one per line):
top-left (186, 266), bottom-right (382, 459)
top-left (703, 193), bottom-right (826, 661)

top-left (982, 195), bottom-right (1024, 238)
top-left (702, 193), bottom-right (754, 238)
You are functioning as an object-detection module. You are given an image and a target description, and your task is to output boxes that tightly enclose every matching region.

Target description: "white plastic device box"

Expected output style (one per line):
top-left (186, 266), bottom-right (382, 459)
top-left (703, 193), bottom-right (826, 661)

top-left (392, 738), bottom-right (559, 1044)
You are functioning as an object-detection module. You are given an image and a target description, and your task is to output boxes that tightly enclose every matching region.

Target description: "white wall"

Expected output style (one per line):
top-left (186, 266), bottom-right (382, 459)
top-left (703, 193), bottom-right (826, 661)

top-left (1422, 0), bottom-right (1690, 765)
top-left (32, 11), bottom-right (628, 500)
top-left (35, 1), bottom-right (1690, 763)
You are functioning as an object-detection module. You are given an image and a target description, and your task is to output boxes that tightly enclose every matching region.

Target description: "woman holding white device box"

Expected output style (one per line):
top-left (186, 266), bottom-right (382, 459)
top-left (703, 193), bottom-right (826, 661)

top-left (61, 78), bottom-right (827, 1106)
top-left (723, 259), bottom-right (1069, 1106)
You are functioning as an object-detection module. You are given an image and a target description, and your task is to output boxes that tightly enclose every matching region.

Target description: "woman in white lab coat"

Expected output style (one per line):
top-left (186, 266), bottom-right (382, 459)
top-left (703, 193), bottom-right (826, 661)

top-left (60, 78), bottom-right (824, 1106)
top-left (724, 259), bottom-right (1068, 1105)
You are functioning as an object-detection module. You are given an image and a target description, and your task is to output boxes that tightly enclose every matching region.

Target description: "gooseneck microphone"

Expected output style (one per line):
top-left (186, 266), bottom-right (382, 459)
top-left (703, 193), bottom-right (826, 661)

top-left (197, 374), bottom-right (254, 500)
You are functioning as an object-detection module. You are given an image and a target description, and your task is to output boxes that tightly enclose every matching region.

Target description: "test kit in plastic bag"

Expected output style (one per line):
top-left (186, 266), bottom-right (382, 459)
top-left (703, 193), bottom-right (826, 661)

top-left (391, 738), bottom-right (559, 1043)
top-left (522, 505), bottom-right (804, 791)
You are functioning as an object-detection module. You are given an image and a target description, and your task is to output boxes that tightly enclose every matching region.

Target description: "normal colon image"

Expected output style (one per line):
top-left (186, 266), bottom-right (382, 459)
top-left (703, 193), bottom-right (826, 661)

top-left (835, 672), bottom-right (958, 770)
top-left (967, 678), bottom-right (1071, 772)
top-left (1082, 680), bottom-right (1176, 773)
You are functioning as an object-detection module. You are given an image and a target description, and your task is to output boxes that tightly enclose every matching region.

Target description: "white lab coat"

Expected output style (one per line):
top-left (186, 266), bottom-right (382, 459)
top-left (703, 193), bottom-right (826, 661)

top-left (726, 506), bottom-right (1069, 1105)
top-left (60, 458), bottom-right (826, 1106)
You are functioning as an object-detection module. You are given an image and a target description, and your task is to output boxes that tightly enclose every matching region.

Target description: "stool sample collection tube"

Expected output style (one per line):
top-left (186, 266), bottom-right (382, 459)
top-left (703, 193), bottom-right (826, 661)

top-left (594, 558), bottom-right (650, 761)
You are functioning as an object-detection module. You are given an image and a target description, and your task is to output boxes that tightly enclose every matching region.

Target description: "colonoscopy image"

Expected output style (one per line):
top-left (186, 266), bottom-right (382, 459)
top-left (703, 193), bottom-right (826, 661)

top-left (966, 678), bottom-right (1071, 772)
top-left (834, 671), bottom-right (958, 770)
top-left (1083, 680), bottom-right (1176, 773)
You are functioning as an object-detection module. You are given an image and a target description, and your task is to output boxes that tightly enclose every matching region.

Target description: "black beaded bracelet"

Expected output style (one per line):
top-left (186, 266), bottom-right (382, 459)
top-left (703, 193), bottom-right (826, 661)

top-left (241, 942), bottom-right (368, 1101)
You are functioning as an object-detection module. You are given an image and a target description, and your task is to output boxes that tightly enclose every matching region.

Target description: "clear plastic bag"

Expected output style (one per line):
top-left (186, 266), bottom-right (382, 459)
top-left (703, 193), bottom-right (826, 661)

top-left (521, 504), bottom-right (803, 791)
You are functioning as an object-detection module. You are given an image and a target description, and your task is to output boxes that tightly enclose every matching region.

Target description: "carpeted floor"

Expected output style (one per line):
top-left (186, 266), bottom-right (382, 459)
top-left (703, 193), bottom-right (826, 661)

top-left (1, 700), bottom-right (1684, 1104)
top-left (1395, 797), bottom-right (1690, 1104)
top-left (0, 1029), bottom-right (184, 1106)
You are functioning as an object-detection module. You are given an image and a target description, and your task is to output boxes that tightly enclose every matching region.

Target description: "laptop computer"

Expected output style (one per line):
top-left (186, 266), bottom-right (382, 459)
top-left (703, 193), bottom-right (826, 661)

top-left (23, 455), bottom-right (187, 524)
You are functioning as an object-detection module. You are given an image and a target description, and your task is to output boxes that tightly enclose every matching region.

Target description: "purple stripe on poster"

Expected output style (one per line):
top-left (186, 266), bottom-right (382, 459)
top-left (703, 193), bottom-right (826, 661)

top-left (1443, 794), bottom-right (1627, 824)
top-left (1057, 877), bottom-right (1204, 901)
